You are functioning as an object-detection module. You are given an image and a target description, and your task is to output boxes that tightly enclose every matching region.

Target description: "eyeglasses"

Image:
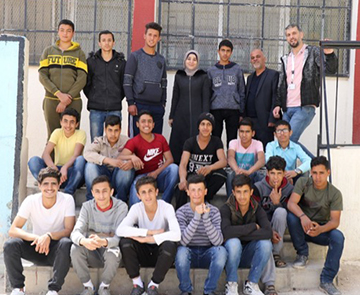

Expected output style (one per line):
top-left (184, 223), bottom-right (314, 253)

top-left (275, 128), bottom-right (290, 134)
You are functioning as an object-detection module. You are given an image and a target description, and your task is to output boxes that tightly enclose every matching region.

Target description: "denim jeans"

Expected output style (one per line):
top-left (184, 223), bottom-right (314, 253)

top-left (283, 106), bottom-right (316, 158)
top-left (28, 156), bottom-right (85, 195)
top-left (175, 245), bottom-right (227, 294)
top-left (84, 162), bottom-right (135, 201)
top-left (224, 238), bottom-right (272, 284)
top-left (287, 212), bottom-right (345, 283)
top-left (128, 163), bottom-right (178, 207)
top-left (226, 169), bottom-right (265, 197)
top-left (89, 110), bottom-right (122, 142)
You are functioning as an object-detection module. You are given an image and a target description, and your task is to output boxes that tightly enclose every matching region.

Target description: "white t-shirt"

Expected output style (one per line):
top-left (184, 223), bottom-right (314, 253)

top-left (18, 192), bottom-right (75, 236)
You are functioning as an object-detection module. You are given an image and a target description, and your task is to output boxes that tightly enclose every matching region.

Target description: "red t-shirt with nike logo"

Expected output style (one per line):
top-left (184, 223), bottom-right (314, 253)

top-left (124, 133), bottom-right (170, 175)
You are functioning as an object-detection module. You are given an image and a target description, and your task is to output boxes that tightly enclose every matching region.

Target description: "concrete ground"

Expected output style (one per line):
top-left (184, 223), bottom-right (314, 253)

top-left (0, 253), bottom-right (359, 295)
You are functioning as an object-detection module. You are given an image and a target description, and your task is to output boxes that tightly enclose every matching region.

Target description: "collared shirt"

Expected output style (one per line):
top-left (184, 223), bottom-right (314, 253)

top-left (286, 44), bottom-right (307, 107)
top-left (265, 139), bottom-right (311, 172)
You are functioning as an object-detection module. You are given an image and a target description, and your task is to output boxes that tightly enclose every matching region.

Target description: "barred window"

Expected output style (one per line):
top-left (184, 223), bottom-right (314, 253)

top-left (159, 0), bottom-right (351, 76)
top-left (0, 0), bottom-right (133, 65)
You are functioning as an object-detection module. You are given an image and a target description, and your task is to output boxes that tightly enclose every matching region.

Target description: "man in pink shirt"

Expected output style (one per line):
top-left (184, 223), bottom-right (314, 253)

top-left (273, 24), bottom-right (337, 157)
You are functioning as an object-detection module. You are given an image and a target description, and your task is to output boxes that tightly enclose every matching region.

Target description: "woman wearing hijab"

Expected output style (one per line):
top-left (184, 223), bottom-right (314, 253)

top-left (169, 50), bottom-right (211, 164)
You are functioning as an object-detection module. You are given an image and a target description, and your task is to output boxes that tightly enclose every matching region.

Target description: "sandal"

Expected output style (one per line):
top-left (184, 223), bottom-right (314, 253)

top-left (264, 284), bottom-right (278, 295)
top-left (273, 254), bottom-right (287, 268)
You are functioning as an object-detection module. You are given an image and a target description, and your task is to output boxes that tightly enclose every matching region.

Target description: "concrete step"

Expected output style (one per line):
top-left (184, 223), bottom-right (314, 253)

top-left (9, 260), bottom-right (326, 295)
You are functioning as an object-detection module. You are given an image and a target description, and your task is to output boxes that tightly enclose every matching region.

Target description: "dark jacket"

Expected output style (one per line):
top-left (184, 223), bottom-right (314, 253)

top-left (169, 69), bottom-right (211, 164)
top-left (276, 45), bottom-right (338, 111)
top-left (253, 176), bottom-right (293, 221)
top-left (220, 194), bottom-right (272, 244)
top-left (84, 49), bottom-right (126, 111)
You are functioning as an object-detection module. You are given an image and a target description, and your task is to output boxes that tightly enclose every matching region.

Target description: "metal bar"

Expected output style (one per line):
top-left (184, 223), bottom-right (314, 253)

top-left (334, 48), bottom-right (340, 143)
top-left (127, 0), bottom-right (133, 58)
top-left (226, 0), bottom-right (230, 38)
top-left (261, 0), bottom-right (265, 50)
top-left (24, 0), bottom-right (27, 37)
top-left (92, 0), bottom-right (98, 53)
top-left (320, 48), bottom-right (332, 182)
top-left (191, 0), bottom-right (195, 49)
top-left (60, 0), bottom-right (63, 20)
top-left (319, 40), bottom-right (360, 49)
top-left (318, 144), bottom-right (360, 148)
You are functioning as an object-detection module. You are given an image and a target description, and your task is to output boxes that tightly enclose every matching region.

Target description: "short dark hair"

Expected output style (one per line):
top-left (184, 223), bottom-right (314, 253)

top-left (91, 175), bottom-right (112, 190)
top-left (275, 120), bottom-right (291, 131)
top-left (266, 156), bottom-right (286, 172)
top-left (218, 39), bottom-right (233, 51)
top-left (187, 174), bottom-right (206, 188)
top-left (60, 108), bottom-right (80, 123)
top-left (145, 22), bottom-right (162, 35)
top-left (238, 117), bottom-right (254, 131)
top-left (285, 24), bottom-right (302, 32)
top-left (105, 115), bottom-right (121, 128)
top-left (311, 156), bottom-right (330, 170)
top-left (138, 110), bottom-right (154, 121)
top-left (232, 174), bottom-right (252, 190)
top-left (38, 167), bottom-right (61, 184)
top-left (58, 19), bottom-right (74, 31)
top-left (136, 176), bottom-right (157, 193)
top-left (99, 30), bottom-right (114, 42)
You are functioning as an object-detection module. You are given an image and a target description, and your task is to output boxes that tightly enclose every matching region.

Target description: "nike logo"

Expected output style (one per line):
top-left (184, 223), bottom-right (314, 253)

top-left (143, 148), bottom-right (162, 161)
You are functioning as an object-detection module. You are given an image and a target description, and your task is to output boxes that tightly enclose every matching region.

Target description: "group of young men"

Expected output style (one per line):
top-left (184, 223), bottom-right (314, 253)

top-left (4, 17), bottom-right (345, 295)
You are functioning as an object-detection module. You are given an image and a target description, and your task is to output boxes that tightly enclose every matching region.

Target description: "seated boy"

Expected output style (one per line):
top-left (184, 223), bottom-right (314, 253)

top-left (253, 156), bottom-right (294, 268)
top-left (176, 112), bottom-right (227, 209)
top-left (265, 120), bottom-right (311, 184)
top-left (287, 156), bottom-right (344, 295)
top-left (116, 176), bottom-right (180, 295)
top-left (70, 175), bottom-right (128, 295)
top-left (4, 167), bottom-right (75, 295)
top-left (226, 118), bottom-right (265, 196)
top-left (28, 108), bottom-right (86, 196)
top-left (175, 174), bottom-right (227, 295)
top-left (84, 115), bottom-right (134, 201)
top-left (221, 174), bottom-right (276, 295)
top-left (120, 110), bottom-right (178, 206)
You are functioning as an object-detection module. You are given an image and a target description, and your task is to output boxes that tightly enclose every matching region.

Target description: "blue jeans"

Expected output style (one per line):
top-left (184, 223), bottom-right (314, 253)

top-left (28, 156), bottom-right (85, 195)
top-left (84, 162), bottom-right (135, 201)
top-left (175, 245), bottom-right (227, 294)
top-left (287, 212), bottom-right (345, 283)
top-left (224, 238), bottom-right (272, 284)
top-left (226, 169), bottom-right (265, 197)
top-left (283, 106), bottom-right (316, 158)
top-left (89, 110), bottom-right (122, 142)
top-left (128, 163), bottom-right (178, 207)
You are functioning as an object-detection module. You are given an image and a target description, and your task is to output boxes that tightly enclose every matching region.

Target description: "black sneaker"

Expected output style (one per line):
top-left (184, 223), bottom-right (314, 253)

top-left (292, 254), bottom-right (308, 269)
top-left (319, 282), bottom-right (341, 295)
top-left (130, 284), bottom-right (146, 295)
top-left (147, 285), bottom-right (159, 295)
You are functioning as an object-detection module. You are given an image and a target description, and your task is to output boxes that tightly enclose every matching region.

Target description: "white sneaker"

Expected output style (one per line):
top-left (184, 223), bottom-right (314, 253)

top-left (45, 291), bottom-right (58, 295)
top-left (11, 289), bottom-right (26, 295)
top-left (243, 281), bottom-right (264, 295)
top-left (225, 281), bottom-right (239, 295)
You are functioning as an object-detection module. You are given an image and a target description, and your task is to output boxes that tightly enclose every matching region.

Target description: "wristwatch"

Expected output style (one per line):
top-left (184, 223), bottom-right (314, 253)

top-left (294, 168), bottom-right (302, 175)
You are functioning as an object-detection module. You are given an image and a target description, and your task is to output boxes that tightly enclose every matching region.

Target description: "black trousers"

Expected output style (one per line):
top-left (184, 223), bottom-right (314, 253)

top-left (211, 109), bottom-right (240, 148)
top-left (119, 238), bottom-right (177, 284)
top-left (3, 237), bottom-right (72, 291)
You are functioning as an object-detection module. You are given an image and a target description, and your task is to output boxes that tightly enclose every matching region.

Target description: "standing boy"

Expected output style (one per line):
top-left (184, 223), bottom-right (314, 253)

top-left (71, 176), bottom-right (128, 295)
top-left (120, 110), bottom-right (178, 207)
top-left (117, 176), bottom-right (180, 295)
top-left (124, 22), bottom-right (167, 137)
top-left (208, 39), bottom-right (246, 147)
top-left (28, 108), bottom-right (86, 196)
top-left (226, 118), bottom-right (265, 196)
top-left (39, 19), bottom-right (87, 138)
top-left (175, 174), bottom-right (227, 295)
top-left (84, 30), bottom-right (126, 141)
top-left (4, 167), bottom-right (75, 295)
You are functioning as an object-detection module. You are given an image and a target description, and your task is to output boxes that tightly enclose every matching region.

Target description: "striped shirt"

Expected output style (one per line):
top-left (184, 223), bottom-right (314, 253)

top-left (176, 203), bottom-right (223, 247)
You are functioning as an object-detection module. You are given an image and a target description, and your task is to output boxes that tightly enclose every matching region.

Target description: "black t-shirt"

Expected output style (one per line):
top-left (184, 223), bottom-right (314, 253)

top-left (183, 136), bottom-right (224, 173)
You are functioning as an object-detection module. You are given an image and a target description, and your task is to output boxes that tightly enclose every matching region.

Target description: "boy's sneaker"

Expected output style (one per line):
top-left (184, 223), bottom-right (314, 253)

top-left (11, 289), bottom-right (26, 295)
top-left (130, 284), bottom-right (146, 295)
top-left (243, 281), bottom-right (264, 295)
top-left (45, 291), bottom-right (58, 295)
top-left (225, 281), bottom-right (239, 295)
top-left (80, 287), bottom-right (95, 295)
top-left (319, 282), bottom-right (341, 295)
top-left (292, 254), bottom-right (309, 269)
top-left (147, 285), bottom-right (159, 295)
top-left (98, 287), bottom-right (111, 295)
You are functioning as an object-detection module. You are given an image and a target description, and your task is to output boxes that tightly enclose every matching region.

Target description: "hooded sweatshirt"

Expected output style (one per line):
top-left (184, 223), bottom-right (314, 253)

top-left (39, 40), bottom-right (87, 100)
